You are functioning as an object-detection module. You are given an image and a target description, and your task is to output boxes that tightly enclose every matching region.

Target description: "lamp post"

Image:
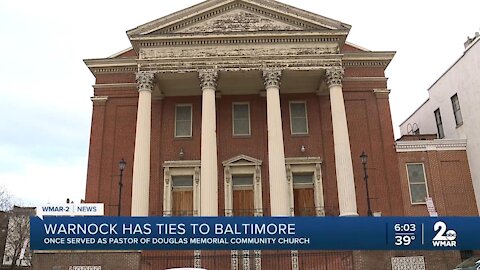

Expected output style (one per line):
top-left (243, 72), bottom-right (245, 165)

top-left (118, 158), bottom-right (126, 216)
top-left (360, 151), bottom-right (373, 216)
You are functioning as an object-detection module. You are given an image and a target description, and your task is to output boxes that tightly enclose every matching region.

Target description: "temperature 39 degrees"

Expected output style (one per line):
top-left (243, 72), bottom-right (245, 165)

top-left (393, 223), bottom-right (417, 246)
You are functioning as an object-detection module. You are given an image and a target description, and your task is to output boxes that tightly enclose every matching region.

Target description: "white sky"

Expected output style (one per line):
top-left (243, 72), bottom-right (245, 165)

top-left (0, 0), bottom-right (479, 206)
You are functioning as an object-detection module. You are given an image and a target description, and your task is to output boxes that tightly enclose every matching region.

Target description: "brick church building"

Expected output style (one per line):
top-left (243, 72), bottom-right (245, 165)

top-left (84, 0), bottom-right (401, 220)
top-left (34, 0), bottom-right (475, 269)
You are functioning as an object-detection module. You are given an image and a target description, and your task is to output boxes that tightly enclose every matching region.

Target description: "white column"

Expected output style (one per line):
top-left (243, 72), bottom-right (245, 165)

top-left (131, 71), bottom-right (155, 216)
top-left (199, 70), bottom-right (219, 216)
top-left (326, 67), bottom-right (358, 216)
top-left (263, 69), bottom-right (290, 216)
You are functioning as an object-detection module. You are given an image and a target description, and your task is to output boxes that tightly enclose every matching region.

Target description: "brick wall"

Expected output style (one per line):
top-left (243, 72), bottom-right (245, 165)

top-left (398, 149), bottom-right (478, 216)
top-left (32, 251), bottom-right (140, 270)
top-left (84, 67), bottom-right (404, 217)
top-left (353, 250), bottom-right (461, 270)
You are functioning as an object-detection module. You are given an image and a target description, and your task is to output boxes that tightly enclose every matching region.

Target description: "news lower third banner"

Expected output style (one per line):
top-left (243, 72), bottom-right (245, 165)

top-left (30, 216), bottom-right (478, 251)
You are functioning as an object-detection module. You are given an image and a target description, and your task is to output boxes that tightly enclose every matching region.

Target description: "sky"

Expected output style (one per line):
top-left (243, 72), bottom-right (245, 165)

top-left (0, 0), bottom-right (479, 206)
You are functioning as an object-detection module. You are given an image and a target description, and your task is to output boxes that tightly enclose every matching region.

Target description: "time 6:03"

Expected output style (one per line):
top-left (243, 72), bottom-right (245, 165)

top-left (394, 223), bottom-right (416, 232)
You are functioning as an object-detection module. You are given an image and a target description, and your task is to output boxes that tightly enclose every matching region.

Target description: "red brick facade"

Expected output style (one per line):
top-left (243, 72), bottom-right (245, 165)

top-left (397, 145), bottom-right (478, 216)
top-left (84, 58), bottom-right (404, 218)
top-left (32, 251), bottom-right (140, 270)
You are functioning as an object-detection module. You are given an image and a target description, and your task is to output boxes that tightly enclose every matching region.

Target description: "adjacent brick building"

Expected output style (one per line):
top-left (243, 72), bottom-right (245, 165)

top-left (396, 135), bottom-right (477, 217)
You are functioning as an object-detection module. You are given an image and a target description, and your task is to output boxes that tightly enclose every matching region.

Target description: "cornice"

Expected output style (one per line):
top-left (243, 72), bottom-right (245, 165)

top-left (163, 160), bottom-right (201, 168)
top-left (285, 157), bottom-right (323, 165)
top-left (343, 51), bottom-right (396, 60)
top-left (84, 58), bottom-right (137, 75)
top-left (244, 0), bottom-right (350, 30)
top-left (153, 2), bottom-right (317, 34)
top-left (90, 96), bottom-right (108, 104)
top-left (84, 49), bottom-right (394, 75)
top-left (131, 31), bottom-right (347, 50)
top-left (128, 0), bottom-right (236, 36)
top-left (84, 58), bottom-right (137, 67)
top-left (343, 61), bottom-right (391, 68)
top-left (127, 0), bottom-right (349, 37)
top-left (373, 88), bottom-right (391, 94)
top-left (343, 51), bottom-right (395, 68)
top-left (93, 83), bottom-right (137, 89)
top-left (222, 154), bottom-right (263, 166)
top-left (343, 77), bottom-right (388, 82)
top-left (395, 139), bottom-right (467, 152)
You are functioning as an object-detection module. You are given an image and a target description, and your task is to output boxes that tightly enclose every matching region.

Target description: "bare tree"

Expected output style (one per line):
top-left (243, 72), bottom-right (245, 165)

top-left (0, 186), bottom-right (13, 212)
top-left (3, 207), bottom-right (32, 268)
top-left (0, 186), bottom-right (33, 268)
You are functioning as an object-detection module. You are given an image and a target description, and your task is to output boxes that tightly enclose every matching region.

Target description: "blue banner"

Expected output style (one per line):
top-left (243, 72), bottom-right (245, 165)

top-left (30, 216), bottom-right (477, 250)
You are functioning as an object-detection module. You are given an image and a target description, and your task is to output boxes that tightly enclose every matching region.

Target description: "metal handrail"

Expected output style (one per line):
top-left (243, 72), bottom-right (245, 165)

top-left (162, 210), bottom-right (198, 217)
top-left (223, 208), bottom-right (267, 217)
top-left (290, 206), bottom-right (339, 217)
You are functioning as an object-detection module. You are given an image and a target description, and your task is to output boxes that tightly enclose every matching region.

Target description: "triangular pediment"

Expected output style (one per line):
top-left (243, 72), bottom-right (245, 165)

top-left (128, 0), bottom-right (350, 37)
top-left (222, 155), bottom-right (262, 166)
top-left (172, 9), bottom-right (304, 34)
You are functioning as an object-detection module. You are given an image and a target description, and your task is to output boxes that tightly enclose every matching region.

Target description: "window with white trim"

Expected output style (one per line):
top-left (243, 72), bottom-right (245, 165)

top-left (223, 155), bottom-right (263, 217)
top-left (232, 103), bottom-right (250, 136)
top-left (451, 94), bottom-right (463, 127)
top-left (175, 104), bottom-right (192, 138)
top-left (289, 101), bottom-right (308, 135)
top-left (434, 109), bottom-right (444, 139)
top-left (406, 163), bottom-right (428, 204)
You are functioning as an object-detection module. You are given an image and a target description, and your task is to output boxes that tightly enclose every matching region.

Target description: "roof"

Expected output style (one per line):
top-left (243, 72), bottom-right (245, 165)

top-left (127, 0), bottom-right (351, 37)
top-left (84, 0), bottom-right (394, 74)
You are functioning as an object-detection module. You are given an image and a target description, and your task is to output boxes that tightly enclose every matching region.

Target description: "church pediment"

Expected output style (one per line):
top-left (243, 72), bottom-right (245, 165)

top-left (222, 155), bottom-right (262, 166)
top-left (128, 0), bottom-right (349, 37)
top-left (171, 9), bottom-right (304, 34)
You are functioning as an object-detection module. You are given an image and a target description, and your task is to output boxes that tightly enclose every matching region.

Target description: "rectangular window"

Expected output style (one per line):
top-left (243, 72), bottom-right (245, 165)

top-left (232, 175), bottom-right (254, 216)
top-left (290, 102), bottom-right (308, 135)
top-left (406, 163), bottom-right (428, 204)
top-left (293, 173), bottom-right (315, 216)
top-left (232, 103), bottom-right (250, 136)
top-left (171, 175), bottom-right (193, 216)
top-left (434, 109), bottom-right (444, 139)
top-left (451, 94), bottom-right (463, 127)
top-left (175, 105), bottom-right (192, 138)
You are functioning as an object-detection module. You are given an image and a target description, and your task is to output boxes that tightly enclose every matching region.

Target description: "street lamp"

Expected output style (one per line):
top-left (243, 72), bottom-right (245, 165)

top-left (118, 158), bottom-right (126, 216)
top-left (360, 151), bottom-right (373, 216)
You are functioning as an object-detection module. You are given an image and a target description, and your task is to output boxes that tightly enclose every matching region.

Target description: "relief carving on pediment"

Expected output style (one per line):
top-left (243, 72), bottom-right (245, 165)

top-left (174, 10), bottom-right (303, 33)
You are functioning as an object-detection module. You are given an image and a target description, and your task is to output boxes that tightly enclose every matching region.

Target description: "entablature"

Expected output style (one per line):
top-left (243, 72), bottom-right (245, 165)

top-left (137, 55), bottom-right (342, 73)
top-left (131, 31), bottom-right (348, 66)
top-left (343, 51), bottom-right (395, 68)
top-left (83, 50), bottom-right (394, 76)
top-left (84, 58), bottom-right (137, 75)
top-left (396, 139), bottom-right (467, 152)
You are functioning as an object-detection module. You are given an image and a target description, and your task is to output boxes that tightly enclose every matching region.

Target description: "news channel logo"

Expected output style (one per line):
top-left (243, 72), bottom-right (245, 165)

top-left (432, 221), bottom-right (457, 247)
